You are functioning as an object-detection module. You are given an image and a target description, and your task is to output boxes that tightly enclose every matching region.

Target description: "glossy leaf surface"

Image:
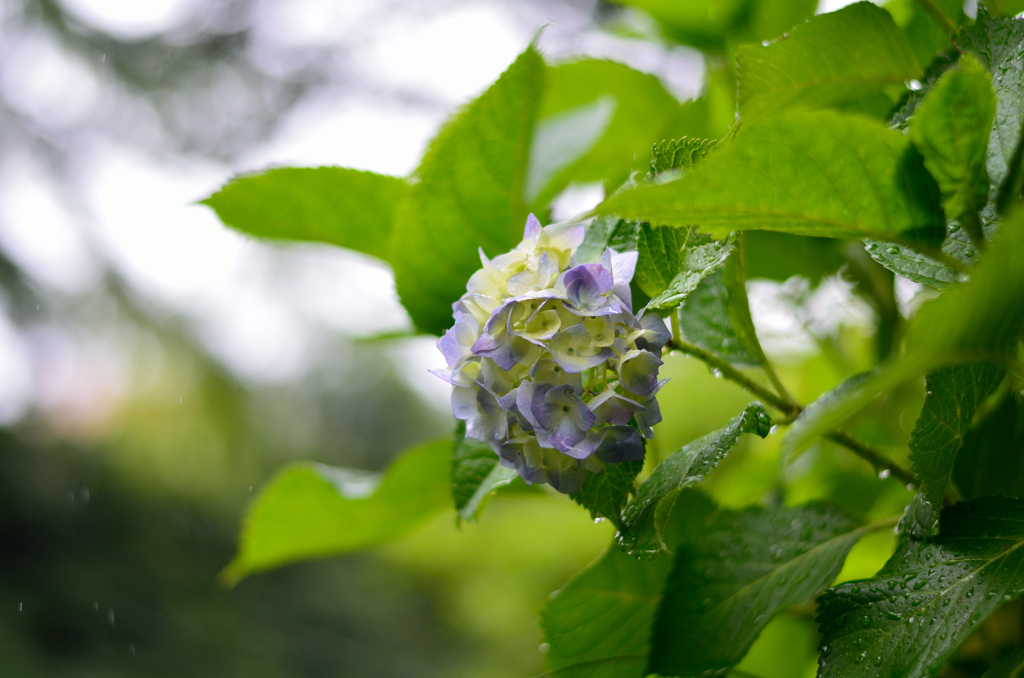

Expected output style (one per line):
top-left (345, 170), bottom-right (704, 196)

top-left (818, 498), bottom-right (1024, 678)
top-left (598, 109), bottom-right (944, 242)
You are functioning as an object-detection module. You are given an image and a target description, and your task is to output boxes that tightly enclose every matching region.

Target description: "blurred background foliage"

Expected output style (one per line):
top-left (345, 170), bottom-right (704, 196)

top-left (0, 0), bottom-right (1006, 676)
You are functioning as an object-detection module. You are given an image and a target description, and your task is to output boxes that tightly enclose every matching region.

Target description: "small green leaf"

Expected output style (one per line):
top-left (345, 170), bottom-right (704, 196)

top-left (909, 54), bottom-right (996, 246)
top-left (222, 438), bottom-right (451, 585)
top-left (617, 403), bottom-right (771, 557)
top-left (451, 426), bottom-right (517, 524)
top-left (390, 46), bottom-right (546, 335)
top-left (202, 167), bottom-right (408, 262)
top-left (598, 109), bottom-right (944, 243)
top-left (783, 208), bottom-right (1024, 459)
top-left (817, 497), bottom-right (1024, 678)
top-left (953, 392), bottom-right (1024, 501)
top-left (900, 363), bottom-right (1004, 538)
top-left (575, 214), bottom-right (639, 265)
top-left (736, 2), bottom-right (920, 121)
top-left (649, 503), bottom-right (866, 676)
top-left (649, 137), bottom-right (717, 176)
top-left (572, 460), bottom-right (644, 528)
top-left (542, 491), bottom-right (715, 678)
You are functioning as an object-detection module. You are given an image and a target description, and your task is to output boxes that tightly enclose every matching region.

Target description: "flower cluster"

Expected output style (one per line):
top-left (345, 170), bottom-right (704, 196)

top-left (433, 215), bottom-right (669, 494)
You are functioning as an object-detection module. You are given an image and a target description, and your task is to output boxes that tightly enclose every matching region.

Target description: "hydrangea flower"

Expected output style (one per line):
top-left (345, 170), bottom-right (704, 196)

top-left (433, 214), bottom-right (668, 494)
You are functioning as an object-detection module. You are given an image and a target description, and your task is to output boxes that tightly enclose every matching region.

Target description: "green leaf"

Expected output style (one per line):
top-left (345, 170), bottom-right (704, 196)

top-left (542, 491), bottom-right (715, 678)
top-left (953, 392), bottom-right (1024, 501)
top-left (958, 8), bottom-right (1024, 193)
top-left (616, 403), bottom-right (771, 557)
top-left (886, 0), bottom-right (963, 69)
top-left (597, 109), bottom-right (945, 242)
top-left (649, 137), bottom-right (718, 176)
top-left (783, 208), bottom-right (1024, 459)
top-left (389, 46), bottom-right (546, 335)
top-left (899, 363), bottom-right (1004, 539)
top-left (572, 460), bottom-right (644, 528)
top-left (575, 214), bottom-right (640, 265)
top-left (817, 497), bottom-right (1024, 678)
top-left (526, 95), bottom-right (616, 204)
top-left (222, 438), bottom-right (451, 585)
top-left (640, 230), bottom-right (734, 313)
top-left (676, 267), bottom-right (756, 367)
top-left (649, 503), bottom-right (866, 676)
top-left (533, 59), bottom-right (705, 208)
top-left (909, 54), bottom-right (996, 246)
top-left (745, 231), bottom-right (847, 284)
top-left (202, 167), bottom-right (408, 262)
top-left (736, 2), bottom-right (920, 121)
top-left (450, 426), bottom-right (517, 524)
top-left (614, 0), bottom-right (815, 52)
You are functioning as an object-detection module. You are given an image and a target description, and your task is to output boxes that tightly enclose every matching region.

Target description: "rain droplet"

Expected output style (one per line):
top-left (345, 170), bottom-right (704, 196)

top-left (878, 469), bottom-right (891, 480)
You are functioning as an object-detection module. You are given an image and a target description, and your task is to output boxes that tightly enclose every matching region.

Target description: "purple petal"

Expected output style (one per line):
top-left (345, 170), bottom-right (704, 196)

top-left (563, 263), bottom-right (613, 309)
top-left (637, 313), bottom-right (671, 353)
top-left (594, 426), bottom-right (645, 463)
top-left (544, 452), bottom-right (585, 494)
top-left (618, 350), bottom-right (663, 396)
top-left (524, 213), bottom-right (542, 242)
top-left (563, 430), bottom-right (603, 460)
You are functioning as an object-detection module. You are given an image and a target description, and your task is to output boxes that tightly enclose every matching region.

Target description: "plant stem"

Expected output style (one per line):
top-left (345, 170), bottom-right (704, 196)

top-left (666, 339), bottom-right (917, 487)
top-left (914, 0), bottom-right (959, 34)
top-left (826, 431), bottom-right (917, 487)
top-left (668, 338), bottom-right (798, 415)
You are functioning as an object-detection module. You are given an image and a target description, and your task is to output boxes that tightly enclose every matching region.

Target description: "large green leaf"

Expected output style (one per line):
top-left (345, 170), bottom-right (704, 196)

top-left (675, 266), bottom-right (757, 367)
top-left (953, 392), bottom-right (1024, 501)
top-left (886, 0), bottom-right (963, 69)
top-left (817, 497), bottom-right (1024, 678)
top-left (222, 439), bottom-right (451, 585)
top-left (909, 54), bottom-right (996, 245)
top-left (633, 136), bottom-right (732, 312)
top-left (389, 47), bottom-right (546, 335)
top-left (597, 109), bottom-right (945, 242)
top-left (531, 59), bottom-right (703, 208)
top-left (736, 2), bottom-right (920, 121)
top-left (649, 503), bottom-right (866, 676)
top-left (783, 207), bottom-right (1024, 458)
top-left (614, 0), bottom-right (815, 52)
top-left (616, 403), bottom-right (771, 557)
top-left (900, 363), bottom-right (1004, 538)
top-left (202, 167), bottom-right (408, 262)
top-left (450, 426), bottom-right (517, 524)
top-left (541, 491), bottom-right (715, 678)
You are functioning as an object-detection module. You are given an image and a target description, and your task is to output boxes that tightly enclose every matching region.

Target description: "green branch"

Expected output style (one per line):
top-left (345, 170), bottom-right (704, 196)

top-left (666, 338), bottom-right (917, 487)
top-left (914, 0), bottom-right (959, 35)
